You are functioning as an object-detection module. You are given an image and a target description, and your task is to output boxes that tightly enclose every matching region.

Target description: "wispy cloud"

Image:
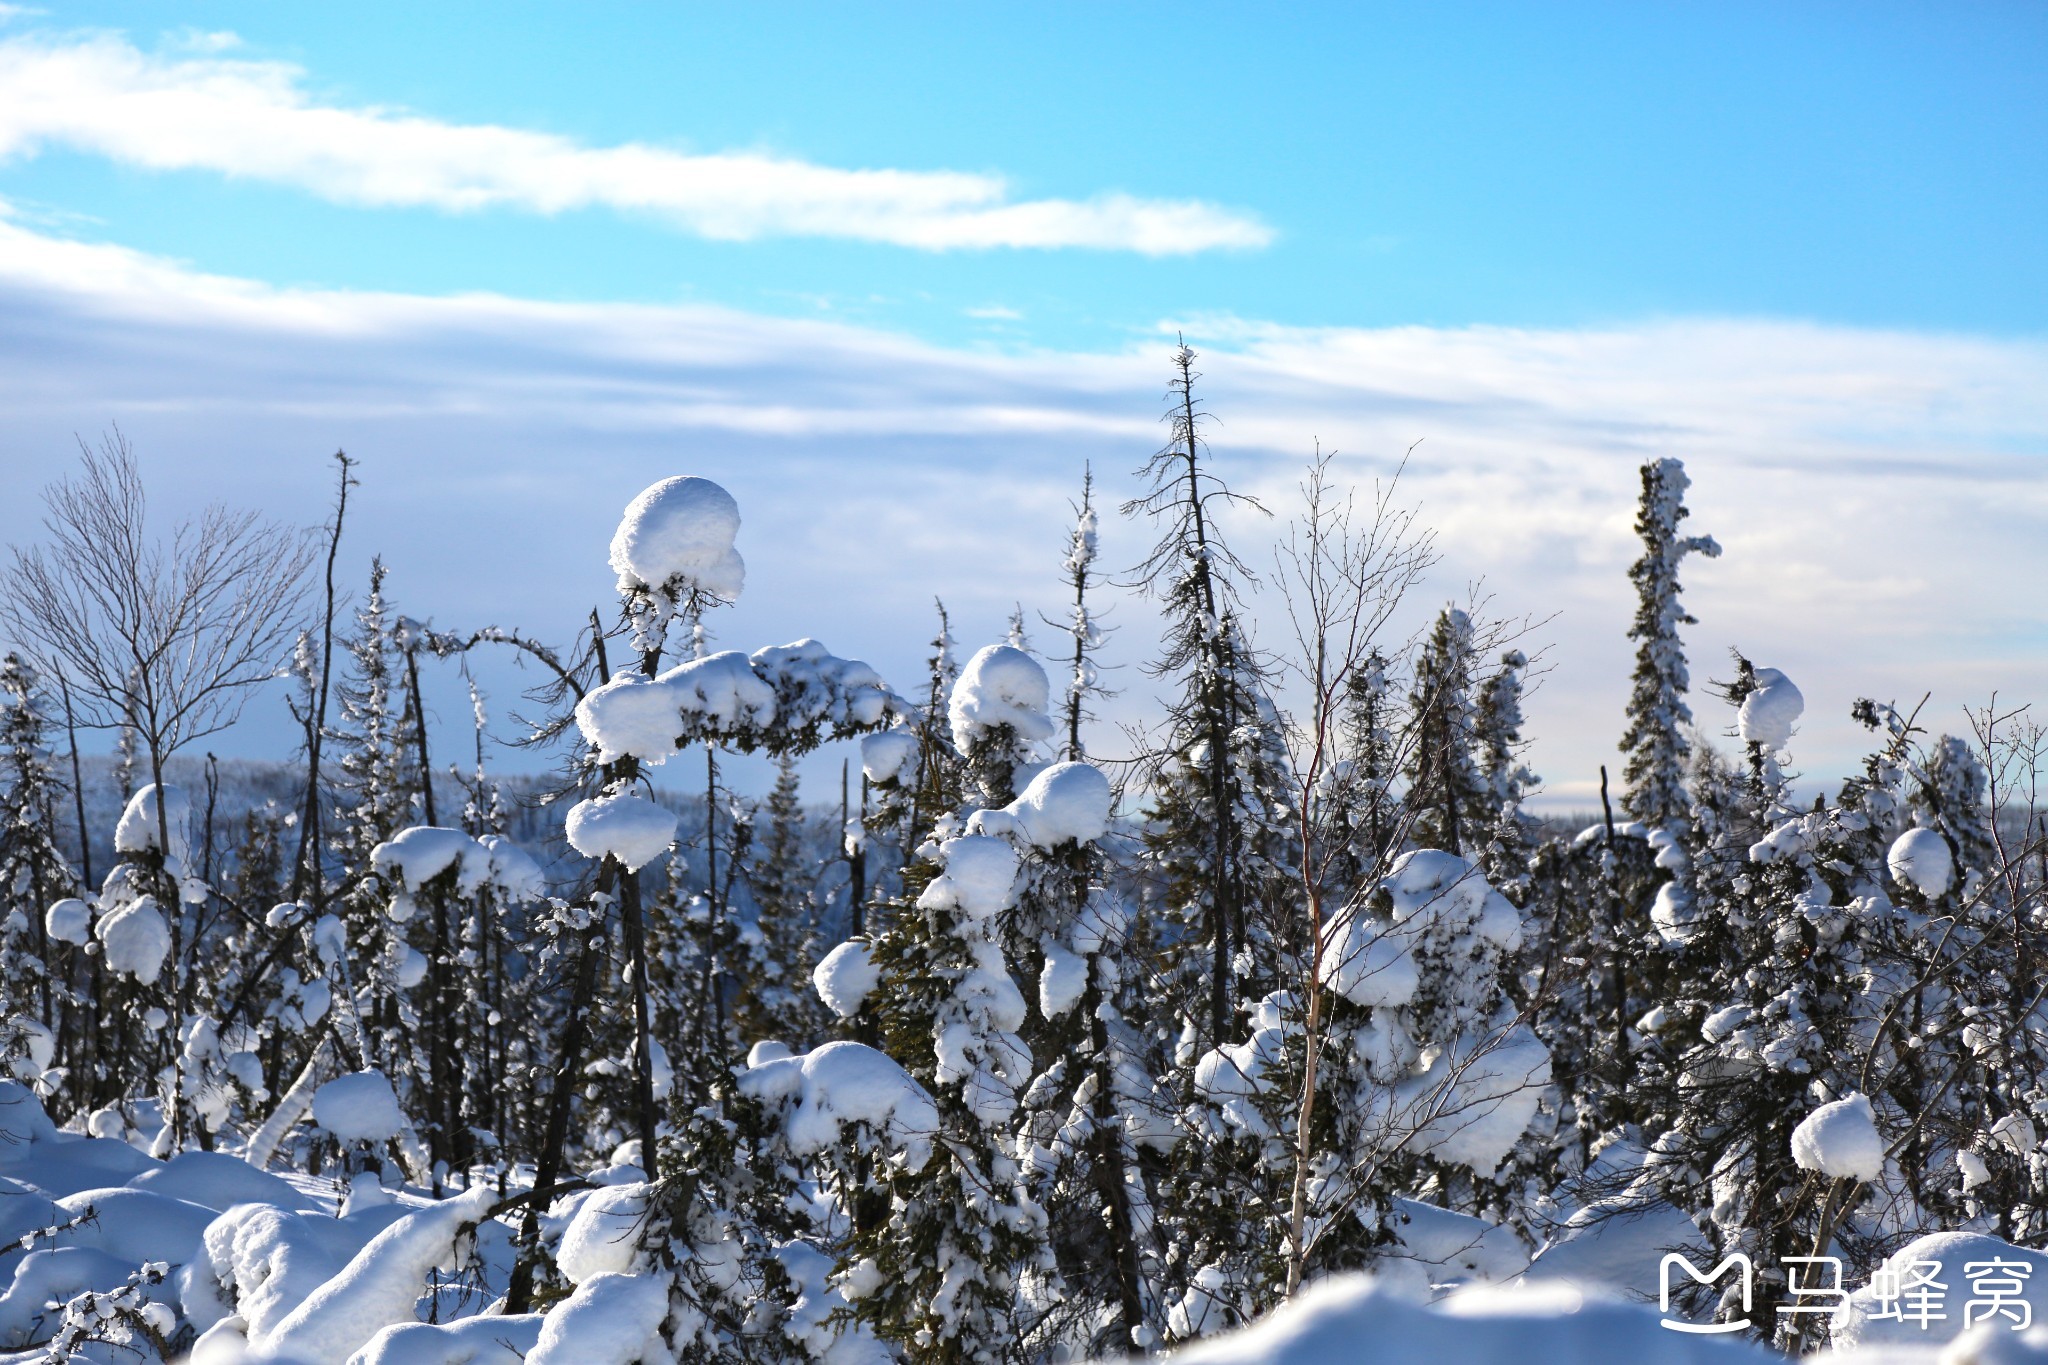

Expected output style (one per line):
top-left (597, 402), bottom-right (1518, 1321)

top-left (0, 31), bottom-right (1272, 254)
top-left (0, 212), bottom-right (2042, 803)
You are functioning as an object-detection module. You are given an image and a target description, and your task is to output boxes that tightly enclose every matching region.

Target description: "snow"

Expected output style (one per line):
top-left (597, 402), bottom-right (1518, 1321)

top-left (4, 1018), bottom-right (53, 1078)
top-left (574, 672), bottom-right (696, 765)
top-left (1737, 666), bottom-right (1803, 751)
top-left (129, 1150), bottom-right (315, 1214)
top-left (312, 1070), bottom-right (406, 1145)
top-left (184, 1201), bottom-right (354, 1339)
top-left (114, 783), bottom-right (188, 859)
top-left (479, 833), bottom-right (547, 900)
top-left (528, 1268), bottom-right (673, 1365)
top-left (1525, 1198), bottom-right (1709, 1301)
top-left (1166, 1272), bottom-right (1774, 1365)
top-left (862, 728), bottom-right (920, 785)
top-left (1399, 1024), bottom-right (1552, 1179)
top-left (813, 939), bottom-right (880, 1019)
top-left (1195, 993), bottom-right (1291, 1134)
top-left (43, 897), bottom-right (90, 947)
top-left (1039, 942), bottom-right (1087, 1019)
top-left (556, 1181), bottom-right (653, 1284)
top-left (354, 1312), bottom-right (545, 1365)
top-left (608, 474), bottom-right (745, 603)
top-left (1649, 879), bottom-right (1697, 946)
top-left (1889, 826), bottom-right (1955, 898)
top-left (738, 1040), bottom-right (941, 1173)
top-left (915, 834), bottom-right (1020, 921)
top-left (1834, 1232), bottom-right (2048, 1351)
top-left (949, 643), bottom-right (1054, 750)
top-left (263, 1184), bottom-right (499, 1364)
top-left (1383, 850), bottom-right (1522, 950)
top-left (997, 761), bottom-right (1111, 849)
top-left (1789, 1091), bottom-right (1885, 1181)
top-left (1321, 906), bottom-right (1421, 1009)
top-left (565, 791), bottom-right (677, 871)
top-left (96, 895), bottom-right (171, 985)
top-left (750, 638), bottom-right (895, 738)
top-left (574, 642), bottom-right (892, 763)
top-left (1385, 1198), bottom-right (1528, 1288)
top-left (372, 826), bottom-right (490, 895)
top-left (0, 1246), bottom-right (133, 1343)
top-left (4, 1184), bottom-right (213, 1274)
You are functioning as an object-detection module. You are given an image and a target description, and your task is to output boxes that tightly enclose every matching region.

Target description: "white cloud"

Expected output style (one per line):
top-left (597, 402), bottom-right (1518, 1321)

top-left (0, 212), bottom-right (2042, 808)
top-left (0, 30), bottom-right (1271, 254)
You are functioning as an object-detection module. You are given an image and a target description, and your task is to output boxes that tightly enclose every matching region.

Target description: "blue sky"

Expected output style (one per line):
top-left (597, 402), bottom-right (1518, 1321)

top-left (0, 2), bottom-right (2044, 806)
top-left (7, 2), bottom-right (2045, 348)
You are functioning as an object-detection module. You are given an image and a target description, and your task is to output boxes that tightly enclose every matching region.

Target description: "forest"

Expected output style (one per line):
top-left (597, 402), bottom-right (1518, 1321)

top-left (0, 345), bottom-right (2043, 1364)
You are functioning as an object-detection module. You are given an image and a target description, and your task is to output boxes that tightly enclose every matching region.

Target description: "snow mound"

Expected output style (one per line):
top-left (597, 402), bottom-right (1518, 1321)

top-left (1790, 1091), bottom-right (1884, 1181)
top-left (97, 895), bottom-right (171, 985)
top-left (574, 642), bottom-right (894, 764)
top-left (557, 1181), bottom-right (654, 1285)
top-left (43, 897), bottom-right (90, 947)
top-left (915, 834), bottom-right (1020, 921)
top-left (1385, 1198), bottom-right (1529, 1287)
top-left (529, 1268), bottom-right (673, 1365)
top-left (0, 1079), bottom-right (59, 1153)
top-left (1737, 667), bottom-right (1803, 751)
top-left (480, 833), bottom-right (548, 900)
top-left (949, 644), bottom-right (1053, 751)
top-left (1195, 993), bottom-right (1292, 1132)
top-left (1888, 826), bottom-right (1955, 898)
top-left (263, 1184), bottom-right (498, 1364)
top-left (312, 1070), bottom-right (405, 1145)
top-left (813, 939), bottom-right (879, 1019)
top-left (1321, 906), bottom-right (1421, 1009)
top-left (1039, 943), bottom-right (1087, 1019)
top-left (575, 671), bottom-right (696, 765)
top-left (862, 729), bottom-right (920, 785)
top-left (565, 792), bottom-right (677, 871)
top-left (749, 638), bottom-right (895, 741)
top-left (1525, 1197), bottom-right (1708, 1301)
top-left (608, 474), bottom-right (744, 602)
top-left (1383, 850), bottom-right (1521, 950)
top-left (128, 1150), bottom-right (316, 1213)
top-left (999, 761), bottom-right (1111, 849)
top-left (1402, 1025), bottom-right (1552, 1179)
top-left (114, 783), bottom-right (189, 858)
top-left (355, 1313), bottom-right (546, 1365)
top-left (739, 1040), bottom-right (941, 1174)
top-left (1167, 1271), bottom-right (1773, 1365)
top-left (371, 826), bottom-right (489, 895)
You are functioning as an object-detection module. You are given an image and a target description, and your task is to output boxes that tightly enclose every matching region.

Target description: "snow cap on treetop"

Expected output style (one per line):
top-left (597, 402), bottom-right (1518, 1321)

top-left (565, 791), bottom-right (677, 872)
top-left (114, 783), bottom-right (189, 861)
top-left (608, 475), bottom-right (745, 604)
top-left (949, 643), bottom-right (1053, 752)
top-left (97, 896), bottom-right (171, 985)
top-left (970, 760), bottom-right (1112, 849)
top-left (1887, 826), bottom-right (1955, 899)
top-left (914, 834), bottom-right (1021, 921)
top-left (1790, 1092), bottom-right (1884, 1182)
top-left (1738, 667), bottom-right (1803, 751)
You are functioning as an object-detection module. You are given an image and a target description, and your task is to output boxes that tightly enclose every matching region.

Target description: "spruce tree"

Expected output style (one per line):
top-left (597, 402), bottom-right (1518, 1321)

top-left (1619, 458), bottom-right (1720, 829)
top-left (1403, 607), bottom-right (1488, 857)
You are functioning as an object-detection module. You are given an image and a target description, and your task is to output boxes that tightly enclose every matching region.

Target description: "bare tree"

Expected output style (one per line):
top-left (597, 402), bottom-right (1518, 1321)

top-left (2, 431), bottom-right (315, 1144)
top-left (1268, 446), bottom-right (1436, 1294)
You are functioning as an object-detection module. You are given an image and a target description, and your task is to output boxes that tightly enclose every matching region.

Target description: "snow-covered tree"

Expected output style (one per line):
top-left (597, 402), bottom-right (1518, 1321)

top-left (1619, 458), bottom-right (1720, 828)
